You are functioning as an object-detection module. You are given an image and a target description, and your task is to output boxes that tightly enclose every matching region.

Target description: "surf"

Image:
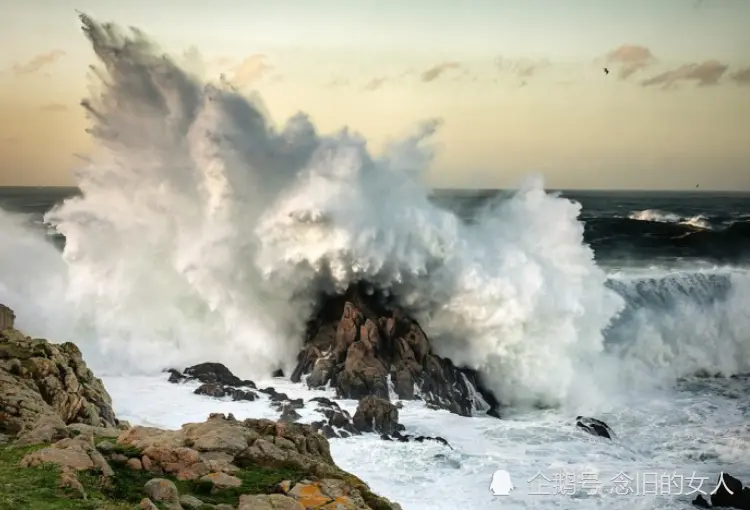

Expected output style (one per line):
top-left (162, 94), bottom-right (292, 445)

top-left (0, 14), bottom-right (747, 417)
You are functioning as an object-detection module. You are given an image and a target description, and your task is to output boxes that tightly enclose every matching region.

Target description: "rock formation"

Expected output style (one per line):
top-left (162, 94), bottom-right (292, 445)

top-left (575, 416), bottom-right (614, 440)
top-left (1, 314), bottom-right (121, 443)
top-left (291, 282), bottom-right (500, 418)
top-left (0, 304), bottom-right (402, 510)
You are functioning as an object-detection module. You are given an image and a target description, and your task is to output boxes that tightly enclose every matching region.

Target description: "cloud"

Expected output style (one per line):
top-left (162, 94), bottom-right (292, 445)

top-left (363, 77), bottom-right (387, 91)
top-left (40, 103), bottom-right (69, 112)
top-left (495, 57), bottom-right (550, 78)
top-left (730, 67), bottom-right (750, 86)
top-left (12, 50), bottom-right (66, 75)
top-left (2, 137), bottom-right (17, 144)
top-left (228, 54), bottom-right (273, 85)
top-left (605, 45), bottom-right (656, 79)
top-left (641, 60), bottom-right (728, 89)
top-left (421, 62), bottom-right (461, 82)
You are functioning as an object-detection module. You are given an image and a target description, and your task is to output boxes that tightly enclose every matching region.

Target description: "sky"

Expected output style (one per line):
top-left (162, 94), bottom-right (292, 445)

top-left (0, 0), bottom-right (749, 190)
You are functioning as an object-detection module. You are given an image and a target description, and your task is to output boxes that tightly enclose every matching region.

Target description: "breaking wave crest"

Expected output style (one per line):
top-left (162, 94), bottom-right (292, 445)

top-left (0, 15), bottom-right (748, 412)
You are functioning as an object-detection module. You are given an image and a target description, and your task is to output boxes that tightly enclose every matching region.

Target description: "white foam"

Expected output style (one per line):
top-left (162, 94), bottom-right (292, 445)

top-left (104, 374), bottom-right (750, 510)
top-left (0, 14), bottom-right (629, 410)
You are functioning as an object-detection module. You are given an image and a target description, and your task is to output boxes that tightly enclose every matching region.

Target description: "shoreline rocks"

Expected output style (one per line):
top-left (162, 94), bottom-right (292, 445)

top-left (0, 303), bottom-right (403, 510)
top-left (1, 318), bottom-right (122, 443)
top-left (291, 282), bottom-right (501, 418)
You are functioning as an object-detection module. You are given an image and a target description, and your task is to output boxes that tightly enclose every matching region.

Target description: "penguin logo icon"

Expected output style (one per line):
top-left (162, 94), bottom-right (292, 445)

top-left (489, 469), bottom-right (515, 496)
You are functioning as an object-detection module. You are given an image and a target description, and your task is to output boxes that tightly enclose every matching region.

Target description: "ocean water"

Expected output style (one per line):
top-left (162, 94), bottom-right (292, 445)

top-left (1, 14), bottom-right (749, 510)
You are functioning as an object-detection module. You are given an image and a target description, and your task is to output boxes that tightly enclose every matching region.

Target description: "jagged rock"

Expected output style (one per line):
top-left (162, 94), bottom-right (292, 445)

top-left (0, 311), bottom-right (120, 440)
top-left (353, 396), bottom-right (400, 435)
top-left (291, 283), bottom-right (499, 417)
top-left (575, 416), bottom-right (614, 439)
top-left (308, 397), bottom-right (360, 438)
top-left (0, 304), bottom-right (15, 330)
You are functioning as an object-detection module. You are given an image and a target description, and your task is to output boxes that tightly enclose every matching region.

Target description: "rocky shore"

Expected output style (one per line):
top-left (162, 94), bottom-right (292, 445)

top-left (0, 303), bottom-right (403, 510)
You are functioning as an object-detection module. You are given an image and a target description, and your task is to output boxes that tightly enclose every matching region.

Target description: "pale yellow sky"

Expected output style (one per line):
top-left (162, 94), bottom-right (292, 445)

top-left (1, 0), bottom-right (749, 190)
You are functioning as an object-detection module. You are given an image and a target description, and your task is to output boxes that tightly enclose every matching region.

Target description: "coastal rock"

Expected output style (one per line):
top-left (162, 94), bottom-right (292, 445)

top-left (308, 397), bottom-right (360, 439)
top-left (353, 396), bottom-right (400, 435)
top-left (291, 283), bottom-right (500, 417)
top-left (1, 305), bottom-right (401, 510)
top-left (710, 472), bottom-right (750, 509)
top-left (168, 362), bottom-right (256, 388)
top-left (0, 306), bottom-right (120, 440)
top-left (575, 416), bottom-right (614, 440)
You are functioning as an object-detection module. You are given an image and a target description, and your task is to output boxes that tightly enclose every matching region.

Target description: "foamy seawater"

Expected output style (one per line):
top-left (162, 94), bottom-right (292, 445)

top-left (103, 373), bottom-right (750, 510)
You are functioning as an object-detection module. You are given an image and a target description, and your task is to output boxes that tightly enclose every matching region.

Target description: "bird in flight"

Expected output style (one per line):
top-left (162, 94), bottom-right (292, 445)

top-left (604, 68), bottom-right (609, 75)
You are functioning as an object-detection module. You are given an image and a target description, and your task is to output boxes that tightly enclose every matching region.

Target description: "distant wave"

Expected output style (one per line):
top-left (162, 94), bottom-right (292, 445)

top-left (584, 216), bottom-right (750, 263)
top-left (628, 209), bottom-right (712, 230)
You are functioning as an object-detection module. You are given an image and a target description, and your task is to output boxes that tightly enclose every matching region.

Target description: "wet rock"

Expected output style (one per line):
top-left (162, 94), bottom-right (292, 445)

top-left (308, 397), bottom-right (360, 438)
top-left (166, 362), bottom-right (256, 389)
top-left (230, 389), bottom-right (258, 401)
top-left (291, 283), bottom-right (499, 417)
top-left (575, 416), bottom-right (613, 439)
top-left (353, 396), bottom-right (399, 435)
top-left (272, 368), bottom-right (285, 378)
top-left (194, 383), bottom-right (226, 398)
top-left (279, 403), bottom-right (302, 423)
top-left (692, 494), bottom-right (710, 508)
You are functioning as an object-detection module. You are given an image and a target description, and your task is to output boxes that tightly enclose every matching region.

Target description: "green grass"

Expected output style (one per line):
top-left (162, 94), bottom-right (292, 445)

top-left (0, 444), bottom-right (129, 510)
top-left (0, 443), bottom-right (311, 510)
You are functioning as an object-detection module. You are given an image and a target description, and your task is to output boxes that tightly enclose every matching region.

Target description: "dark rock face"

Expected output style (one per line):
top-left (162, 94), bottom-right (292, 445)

top-left (575, 416), bottom-right (613, 440)
top-left (291, 282), bottom-right (500, 417)
top-left (182, 362), bottom-right (255, 388)
top-left (309, 397), bottom-right (360, 439)
top-left (710, 472), bottom-right (750, 509)
top-left (167, 363), bottom-right (261, 402)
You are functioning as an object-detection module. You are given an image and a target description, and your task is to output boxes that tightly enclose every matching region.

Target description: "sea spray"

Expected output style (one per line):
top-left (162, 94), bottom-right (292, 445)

top-left (4, 14), bottom-right (629, 408)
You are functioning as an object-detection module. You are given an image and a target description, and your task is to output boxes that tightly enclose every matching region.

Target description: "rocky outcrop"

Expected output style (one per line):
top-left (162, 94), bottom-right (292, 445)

top-left (291, 283), bottom-right (500, 417)
top-left (575, 416), bottom-right (614, 440)
top-left (168, 363), bottom-right (261, 403)
top-left (0, 309), bottom-right (121, 441)
top-left (14, 412), bottom-right (402, 509)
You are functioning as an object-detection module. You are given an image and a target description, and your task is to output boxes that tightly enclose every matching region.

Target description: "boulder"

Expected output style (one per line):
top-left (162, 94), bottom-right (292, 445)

top-left (353, 396), bottom-right (400, 436)
top-left (0, 308), bottom-right (120, 440)
top-left (291, 283), bottom-right (500, 417)
top-left (575, 416), bottom-right (614, 440)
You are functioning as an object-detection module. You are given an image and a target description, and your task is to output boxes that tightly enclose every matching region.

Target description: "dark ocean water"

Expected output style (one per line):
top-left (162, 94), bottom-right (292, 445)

top-left (3, 186), bottom-right (750, 267)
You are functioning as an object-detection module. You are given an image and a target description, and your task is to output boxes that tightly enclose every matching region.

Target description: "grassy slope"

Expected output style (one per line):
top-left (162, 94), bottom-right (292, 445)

top-left (0, 441), bottom-right (308, 510)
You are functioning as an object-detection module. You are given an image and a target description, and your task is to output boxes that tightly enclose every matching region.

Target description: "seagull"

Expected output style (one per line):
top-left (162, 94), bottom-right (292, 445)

top-left (604, 68), bottom-right (609, 75)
